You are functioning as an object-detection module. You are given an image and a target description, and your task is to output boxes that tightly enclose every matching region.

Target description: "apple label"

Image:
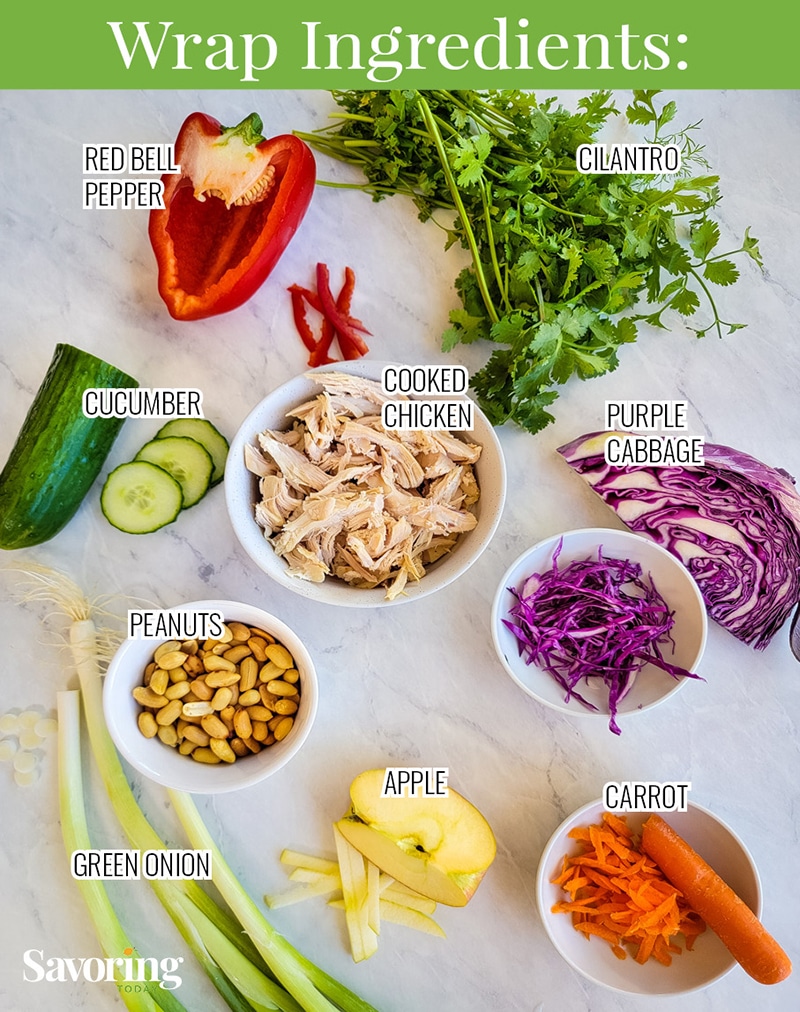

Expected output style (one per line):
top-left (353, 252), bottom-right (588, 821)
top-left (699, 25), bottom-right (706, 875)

top-left (381, 767), bottom-right (449, 798)
top-left (603, 780), bottom-right (692, 812)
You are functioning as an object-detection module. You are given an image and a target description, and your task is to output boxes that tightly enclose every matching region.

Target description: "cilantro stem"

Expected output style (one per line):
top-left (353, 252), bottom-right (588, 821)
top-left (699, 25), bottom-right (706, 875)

top-left (479, 178), bottom-right (509, 312)
top-left (686, 266), bottom-right (724, 339)
top-left (417, 94), bottom-right (499, 324)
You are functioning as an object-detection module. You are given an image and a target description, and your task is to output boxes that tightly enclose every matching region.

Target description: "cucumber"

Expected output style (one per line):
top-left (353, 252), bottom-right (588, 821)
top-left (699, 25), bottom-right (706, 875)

top-left (101, 461), bottom-right (183, 534)
top-left (155, 418), bottom-right (229, 485)
top-left (0, 343), bottom-right (138, 550)
top-left (134, 436), bottom-right (213, 508)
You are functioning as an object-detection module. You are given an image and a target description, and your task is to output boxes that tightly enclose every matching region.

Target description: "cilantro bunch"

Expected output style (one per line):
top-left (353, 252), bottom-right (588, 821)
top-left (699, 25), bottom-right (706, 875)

top-left (298, 90), bottom-right (761, 434)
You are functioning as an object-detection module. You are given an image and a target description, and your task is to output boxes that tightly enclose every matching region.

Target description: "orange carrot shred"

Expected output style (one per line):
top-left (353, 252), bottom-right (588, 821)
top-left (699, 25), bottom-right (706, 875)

top-left (551, 812), bottom-right (706, 966)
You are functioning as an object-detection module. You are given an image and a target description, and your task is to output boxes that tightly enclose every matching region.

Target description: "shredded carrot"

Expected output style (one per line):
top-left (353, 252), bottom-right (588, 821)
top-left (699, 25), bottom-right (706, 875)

top-left (551, 812), bottom-right (706, 965)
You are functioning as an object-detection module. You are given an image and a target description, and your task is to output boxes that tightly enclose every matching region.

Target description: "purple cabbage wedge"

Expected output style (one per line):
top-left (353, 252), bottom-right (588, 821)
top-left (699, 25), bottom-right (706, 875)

top-left (557, 432), bottom-right (800, 649)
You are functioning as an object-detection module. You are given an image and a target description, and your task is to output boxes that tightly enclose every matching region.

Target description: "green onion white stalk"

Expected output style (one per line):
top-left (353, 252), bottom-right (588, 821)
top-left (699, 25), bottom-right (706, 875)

top-left (57, 690), bottom-right (187, 1012)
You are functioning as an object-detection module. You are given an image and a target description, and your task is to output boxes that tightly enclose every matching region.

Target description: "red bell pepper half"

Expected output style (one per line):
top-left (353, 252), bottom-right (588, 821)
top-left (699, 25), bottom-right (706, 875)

top-left (149, 112), bottom-right (316, 321)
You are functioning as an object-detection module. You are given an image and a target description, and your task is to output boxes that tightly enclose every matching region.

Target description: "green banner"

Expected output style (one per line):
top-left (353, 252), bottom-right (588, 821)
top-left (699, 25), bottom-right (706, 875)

top-left (2, 0), bottom-right (797, 89)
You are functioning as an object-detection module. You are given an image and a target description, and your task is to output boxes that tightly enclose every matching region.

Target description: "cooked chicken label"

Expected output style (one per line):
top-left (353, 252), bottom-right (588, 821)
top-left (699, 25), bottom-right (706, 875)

top-left (246, 372), bottom-right (483, 600)
top-left (381, 400), bottom-right (474, 431)
top-left (381, 364), bottom-right (469, 395)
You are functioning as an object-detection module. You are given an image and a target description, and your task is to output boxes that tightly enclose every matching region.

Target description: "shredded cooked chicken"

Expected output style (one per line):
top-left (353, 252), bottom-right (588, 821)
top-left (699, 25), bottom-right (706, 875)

top-left (246, 373), bottom-right (482, 600)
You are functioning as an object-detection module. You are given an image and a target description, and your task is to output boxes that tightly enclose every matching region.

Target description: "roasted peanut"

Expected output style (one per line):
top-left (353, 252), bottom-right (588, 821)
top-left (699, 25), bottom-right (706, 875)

top-left (233, 709), bottom-right (252, 739)
top-left (165, 681), bottom-right (191, 700)
top-left (183, 725), bottom-right (211, 747)
top-left (210, 738), bottom-right (237, 763)
top-left (157, 724), bottom-right (179, 747)
top-left (265, 643), bottom-right (294, 669)
top-left (200, 714), bottom-right (230, 739)
top-left (227, 621), bottom-right (252, 642)
top-left (204, 654), bottom-right (237, 673)
top-left (266, 679), bottom-right (298, 697)
top-left (211, 687), bottom-right (233, 711)
top-left (189, 677), bottom-right (214, 701)
top-left (138, 712), bottom-right (158, 738)
top-left (223, 644), bottom-right (252, 664)
top-left (157, 650), bottom-right (188, 670)
top-left (248, 637), bottom-right (268, 662)
top-left (239, 657), bottom-right (259, 692)
top-left (156, 699), bottom-right (183, 726)
top-left (272, 716), bottom-right (294, 741)
top-left (205, 670), bottom-right (240, 689)
top-left (133, 686), bottom-right (169, 708)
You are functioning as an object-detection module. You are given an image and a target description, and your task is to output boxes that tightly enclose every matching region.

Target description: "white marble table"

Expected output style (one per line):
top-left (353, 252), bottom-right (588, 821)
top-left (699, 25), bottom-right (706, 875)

top-left (0, 89), bottom-right (798, 1012)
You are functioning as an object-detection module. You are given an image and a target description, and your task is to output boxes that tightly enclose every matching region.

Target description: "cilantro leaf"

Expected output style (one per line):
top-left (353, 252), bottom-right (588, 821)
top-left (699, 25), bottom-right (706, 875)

top-left (703, 259), bottom-right (740, 286)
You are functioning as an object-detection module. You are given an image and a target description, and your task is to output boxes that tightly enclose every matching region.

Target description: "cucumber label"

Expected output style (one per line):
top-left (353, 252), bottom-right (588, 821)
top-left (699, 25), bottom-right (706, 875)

top-left (83, 388), bottom-right (203, 418)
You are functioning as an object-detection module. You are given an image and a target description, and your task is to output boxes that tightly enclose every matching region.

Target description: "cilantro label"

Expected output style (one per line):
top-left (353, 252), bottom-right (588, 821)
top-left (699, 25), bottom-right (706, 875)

top-left (577, 143), bottom-right (681, 174)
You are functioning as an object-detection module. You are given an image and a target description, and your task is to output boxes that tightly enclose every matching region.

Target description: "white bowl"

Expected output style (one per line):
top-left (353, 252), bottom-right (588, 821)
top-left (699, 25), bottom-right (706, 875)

top-left (225, 360), bottom-right (506, 607)
top-left (103, 599), bottom-right (318, 794)
top-left (491, 528), bottom-right (707, 726)
top-left (536, 799), bottom-right (762, 995)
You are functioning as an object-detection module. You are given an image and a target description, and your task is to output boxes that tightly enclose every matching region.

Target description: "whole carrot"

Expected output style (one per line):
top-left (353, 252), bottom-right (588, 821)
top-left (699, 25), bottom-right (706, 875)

top-left (641, 815), bottom-right (791, 985)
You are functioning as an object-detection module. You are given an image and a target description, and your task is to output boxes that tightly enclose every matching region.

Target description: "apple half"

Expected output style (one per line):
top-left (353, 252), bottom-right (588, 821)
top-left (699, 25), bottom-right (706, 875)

top-left (335, 769), bottom-right (496, 907)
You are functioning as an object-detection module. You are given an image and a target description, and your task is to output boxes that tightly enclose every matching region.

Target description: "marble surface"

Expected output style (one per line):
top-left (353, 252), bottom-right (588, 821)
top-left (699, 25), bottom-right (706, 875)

top-left (1, 89), bottom-right (799, 1011)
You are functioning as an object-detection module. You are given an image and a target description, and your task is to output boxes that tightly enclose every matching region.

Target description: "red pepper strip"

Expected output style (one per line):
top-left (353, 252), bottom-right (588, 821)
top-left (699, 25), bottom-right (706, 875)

top-left (316, 263), bottom-right (370, 358)
top-left (288, 287), bottom-right (318, 353)
top-left (289, 283), bottom-right (338, 366)
top-left (289, 284), bottom-right (324, 315)
top-left (149, 112), bottom-right (316, 321)
top-left (308, 317), bottom-right (337, 368)
top-left (337, 266), bottom-right (356, 317)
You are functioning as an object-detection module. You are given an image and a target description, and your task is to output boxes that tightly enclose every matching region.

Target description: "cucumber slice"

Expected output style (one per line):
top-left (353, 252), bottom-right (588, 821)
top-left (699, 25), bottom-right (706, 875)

top-left (155, 418), bottom-right (229, 486)
top-left (134, 436), bottom-right (213, 508)
top-left (101, 461), bottom-right (183, 534)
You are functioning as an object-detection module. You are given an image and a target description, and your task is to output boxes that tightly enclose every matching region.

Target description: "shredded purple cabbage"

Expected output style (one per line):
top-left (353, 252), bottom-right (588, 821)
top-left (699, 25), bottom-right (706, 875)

top-left (504, 541), bottom-right (700, 734)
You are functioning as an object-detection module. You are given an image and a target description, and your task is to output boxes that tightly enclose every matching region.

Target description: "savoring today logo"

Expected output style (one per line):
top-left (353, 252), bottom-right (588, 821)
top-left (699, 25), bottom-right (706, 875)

top-left (22, 947), bottom-right (184, 990)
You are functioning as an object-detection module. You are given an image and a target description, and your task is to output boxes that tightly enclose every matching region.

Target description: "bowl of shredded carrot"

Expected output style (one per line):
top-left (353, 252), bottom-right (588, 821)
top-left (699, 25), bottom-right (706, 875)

top-left (536, 799), bottom-right (762, 994)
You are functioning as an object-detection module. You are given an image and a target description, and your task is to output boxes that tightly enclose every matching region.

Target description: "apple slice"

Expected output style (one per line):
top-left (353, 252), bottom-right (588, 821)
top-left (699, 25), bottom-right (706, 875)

top-left (335, 769), bottom-right (496, 907)
top-left (333, 824), bottom-right (378, 962)
top-left (329, 897), bottom-right (446, 938)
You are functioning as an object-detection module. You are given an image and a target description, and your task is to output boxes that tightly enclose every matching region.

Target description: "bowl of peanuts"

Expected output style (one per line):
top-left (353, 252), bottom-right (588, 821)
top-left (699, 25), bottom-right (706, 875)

top-left (103, 600), bottom-right (318, 793)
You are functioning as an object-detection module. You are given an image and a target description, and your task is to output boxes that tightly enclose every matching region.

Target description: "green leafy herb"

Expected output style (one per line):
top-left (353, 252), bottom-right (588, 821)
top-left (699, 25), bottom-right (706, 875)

top-left (297, 90), bottom-right (761, 434)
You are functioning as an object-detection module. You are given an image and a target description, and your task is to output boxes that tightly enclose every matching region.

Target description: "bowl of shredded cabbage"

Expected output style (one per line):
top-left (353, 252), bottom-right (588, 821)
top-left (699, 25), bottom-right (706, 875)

top-left (491, 528), bottom-right (708, 733)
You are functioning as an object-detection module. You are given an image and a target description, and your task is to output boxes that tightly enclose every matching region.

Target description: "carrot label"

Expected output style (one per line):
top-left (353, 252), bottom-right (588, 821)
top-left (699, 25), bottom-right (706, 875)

top-left (603, 781), bottom-right (691, 812)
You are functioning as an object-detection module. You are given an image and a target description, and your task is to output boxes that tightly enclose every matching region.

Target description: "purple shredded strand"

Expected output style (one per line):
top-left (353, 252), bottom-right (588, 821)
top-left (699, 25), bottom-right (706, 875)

top-left (505, 541), bottom-right (702, 734)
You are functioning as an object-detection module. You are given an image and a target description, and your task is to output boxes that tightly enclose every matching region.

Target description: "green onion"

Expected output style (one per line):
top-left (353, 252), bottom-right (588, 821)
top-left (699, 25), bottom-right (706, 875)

top-left (57, 690), bottom-right (188, 1012)
top-left (10, 564), bottom-right (379, 1012)
top-left (170, 789), bottom-right (381, 1012)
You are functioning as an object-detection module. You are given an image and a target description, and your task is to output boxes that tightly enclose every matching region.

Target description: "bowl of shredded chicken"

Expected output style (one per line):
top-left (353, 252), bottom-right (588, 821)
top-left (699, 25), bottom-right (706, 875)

top-left (225, 362), bottom-right (506, 606)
